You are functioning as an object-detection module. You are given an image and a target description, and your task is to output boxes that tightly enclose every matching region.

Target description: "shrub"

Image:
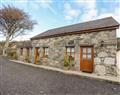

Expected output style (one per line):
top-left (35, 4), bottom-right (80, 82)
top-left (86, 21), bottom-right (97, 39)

top-left (25, 54), bottom-right (29, 62)
top-left (7, 49), bottom-right (17, 59)
top-left (64, 55), bottom-right (69, 67)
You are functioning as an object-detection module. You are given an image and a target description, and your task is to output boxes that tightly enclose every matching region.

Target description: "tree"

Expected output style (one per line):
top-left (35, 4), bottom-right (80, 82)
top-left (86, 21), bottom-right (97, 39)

top-left (0, 6), bottom-right (36, 56)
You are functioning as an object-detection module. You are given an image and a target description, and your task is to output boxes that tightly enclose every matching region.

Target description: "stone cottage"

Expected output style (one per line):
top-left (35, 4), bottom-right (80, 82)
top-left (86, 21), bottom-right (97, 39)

top-left (18, 17), bottom-right (120, 77)
top-left (17, 41), bottom-right (33, 63)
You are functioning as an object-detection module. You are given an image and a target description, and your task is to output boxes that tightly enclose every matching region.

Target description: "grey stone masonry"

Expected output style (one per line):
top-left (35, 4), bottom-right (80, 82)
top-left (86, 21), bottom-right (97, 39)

top-left (30, 30), bottom-right (117, 76)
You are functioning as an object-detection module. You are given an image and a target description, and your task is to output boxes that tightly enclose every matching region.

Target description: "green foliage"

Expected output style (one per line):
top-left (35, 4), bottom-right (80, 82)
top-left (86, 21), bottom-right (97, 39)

top-left (7, 49), bottom-right (17, 59)
top-left (25, 54), bottom-right (29, 62)
top-left (64, 55), bottom-right (70, 67)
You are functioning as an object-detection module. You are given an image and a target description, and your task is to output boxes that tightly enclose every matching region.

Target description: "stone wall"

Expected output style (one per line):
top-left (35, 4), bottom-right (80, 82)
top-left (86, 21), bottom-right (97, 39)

top-left (17, 48), bottom-right (25, 61)
top-left (17, 48), bottom-right (33, 63)
top-left (117, 50), bottom-right (120, 76)
top-left (28, 30), bottom-right (117, 76)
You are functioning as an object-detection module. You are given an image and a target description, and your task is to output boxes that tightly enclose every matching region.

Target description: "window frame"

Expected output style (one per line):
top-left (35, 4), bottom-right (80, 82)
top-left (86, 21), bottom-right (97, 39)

top-left (66, 46), bottom-right (75, 64)
top-left (43, 47), bottom-right (49, 57)
top-left (82, 47), bottom-right (92, 60)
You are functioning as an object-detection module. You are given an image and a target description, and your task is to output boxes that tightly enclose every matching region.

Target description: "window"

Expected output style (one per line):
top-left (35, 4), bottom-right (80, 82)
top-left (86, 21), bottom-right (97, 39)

top-left (20, 48), bottom-right (23, 55)
top-left (82, 47), bottom-right (92, 60)
top-left (66, 46), bottom-right (75, 63)
top-left (43, 47), bottom-right (49, 57)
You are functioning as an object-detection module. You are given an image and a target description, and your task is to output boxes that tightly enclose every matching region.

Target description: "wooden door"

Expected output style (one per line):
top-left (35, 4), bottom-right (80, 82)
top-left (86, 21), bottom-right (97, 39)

top-left (34, 48), bottom-right (39, 64)
top-left (80, 46), bottom-right (94, 73)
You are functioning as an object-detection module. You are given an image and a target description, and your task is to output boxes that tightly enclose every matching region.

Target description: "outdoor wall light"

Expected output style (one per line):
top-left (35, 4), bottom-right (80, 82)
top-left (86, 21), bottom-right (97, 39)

top-left (100, 40), bottom-right (104, 47)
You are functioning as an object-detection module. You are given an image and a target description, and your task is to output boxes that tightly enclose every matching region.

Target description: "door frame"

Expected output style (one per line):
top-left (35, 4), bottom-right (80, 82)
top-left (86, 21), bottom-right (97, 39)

top-left (80, 45), bottom-right (94, 73)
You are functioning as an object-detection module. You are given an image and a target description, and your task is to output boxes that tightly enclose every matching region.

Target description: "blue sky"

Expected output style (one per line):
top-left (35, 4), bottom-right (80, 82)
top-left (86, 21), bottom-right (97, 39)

top-left (0, 0), bottom-right (120, 41)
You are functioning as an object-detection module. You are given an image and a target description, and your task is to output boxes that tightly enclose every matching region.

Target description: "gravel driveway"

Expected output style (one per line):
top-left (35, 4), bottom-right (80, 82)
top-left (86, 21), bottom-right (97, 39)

top-left (0, 56), bottom-right (120, 95)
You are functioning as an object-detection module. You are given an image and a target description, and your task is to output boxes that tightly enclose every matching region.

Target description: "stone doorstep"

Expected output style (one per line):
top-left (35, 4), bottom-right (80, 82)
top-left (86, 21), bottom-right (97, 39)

top-left (10, 60), bottom-right (120, 84)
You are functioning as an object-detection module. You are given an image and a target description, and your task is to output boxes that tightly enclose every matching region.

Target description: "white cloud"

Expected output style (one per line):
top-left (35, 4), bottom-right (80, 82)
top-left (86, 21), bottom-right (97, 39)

top-left (74, 0), bottom-right (97, 22)
top-left (64, 3), bottom-right (80, 20)
top-left (96, 7), bottom-right (120, 23)
top-left (74, 0), bottom-right (120, 37)
top-left (15, 0), bottom-right (57, 15)
top-left (75, 0), bottom-right (96, 10)
top-left (75, 0), bottom-right (120, 23)
top-left (115, 7), bottom-right (120, 23)
top-left (80, 8), bottom-right (97, 22)
top-left (113, 7), bottom-right (120, 37)
top-left (102, 0), bottom-right (120, 2)
top-left (95, 7), bottom-right (120, 37)
top-left (97, 13), bottom-right (119, 22)
top-left (39, 0), bottom-right (52, 8)
top-left (75, 0), bottom-right (96, 21)
top-left (14, 0), bottom-right (28, 3)
top-left (34, 0), bottom-right (57, 15)
top-left (35, 0), bottom-right (57, 14)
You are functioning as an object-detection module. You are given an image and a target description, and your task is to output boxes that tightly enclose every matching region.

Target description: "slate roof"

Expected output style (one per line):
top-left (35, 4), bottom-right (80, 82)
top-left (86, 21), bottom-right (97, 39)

top-left (17, 41), bottom-right (32, 48)
top-left (31, 17), bottom-right (119, 40)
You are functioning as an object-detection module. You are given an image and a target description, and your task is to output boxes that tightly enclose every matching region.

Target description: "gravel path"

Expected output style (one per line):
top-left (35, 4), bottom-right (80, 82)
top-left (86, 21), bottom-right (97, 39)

top-left (0, 56), bottom-right (120, 95)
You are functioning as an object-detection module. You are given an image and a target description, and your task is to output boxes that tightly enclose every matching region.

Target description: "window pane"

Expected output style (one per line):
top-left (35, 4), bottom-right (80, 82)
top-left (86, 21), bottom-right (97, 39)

top-left (67, 52), bottom-right (70, 56)
top-left (71, 48), bottom-right (74, 53)
top-left (83, 48), bottom-right (86, 53)
top-left (71, 53), bottom-right (74, 57)
top-left (67, 48), bottom-right (70, 52)
top-left (71, 56), bottom-right (74, 61)
top-left (46, 48), bottom-right (48, 55)
top-left (87, 48), bottom-right (91, 54)
top-left (83, 54), bottom-right (86, 59)
top-left (87, 54), bottom-right (91, 59)
top-left (45, 48), bottom-right (48, 55)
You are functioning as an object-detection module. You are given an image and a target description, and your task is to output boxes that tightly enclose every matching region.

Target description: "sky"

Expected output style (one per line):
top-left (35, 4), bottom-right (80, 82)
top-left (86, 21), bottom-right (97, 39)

top-left (0, 0), bottom-right (120, 41)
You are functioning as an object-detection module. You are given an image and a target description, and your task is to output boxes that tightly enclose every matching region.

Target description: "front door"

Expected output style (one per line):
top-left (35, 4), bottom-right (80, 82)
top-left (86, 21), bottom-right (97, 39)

top-left (80, 46), bottom-right (94, 73)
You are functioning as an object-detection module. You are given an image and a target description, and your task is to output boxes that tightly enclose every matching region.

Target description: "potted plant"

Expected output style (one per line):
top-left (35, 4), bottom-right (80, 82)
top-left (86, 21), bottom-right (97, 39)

top-left (64, 55), bottom-right (70, 70)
